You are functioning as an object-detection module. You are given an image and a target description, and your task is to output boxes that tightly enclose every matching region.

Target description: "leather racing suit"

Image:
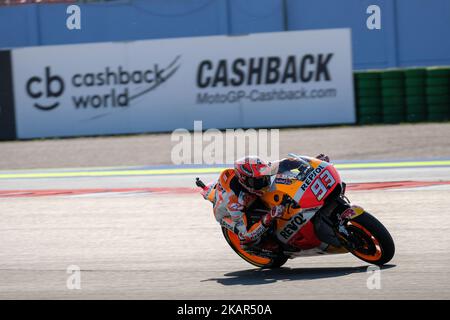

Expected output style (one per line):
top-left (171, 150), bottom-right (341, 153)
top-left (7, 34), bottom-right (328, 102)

top-left (213, 157), bottom-right (307, 244)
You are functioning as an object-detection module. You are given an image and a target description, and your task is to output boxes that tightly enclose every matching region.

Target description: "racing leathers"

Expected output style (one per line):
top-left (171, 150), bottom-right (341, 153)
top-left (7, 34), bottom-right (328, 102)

top-left (213, 157), bottom-right (309, 244)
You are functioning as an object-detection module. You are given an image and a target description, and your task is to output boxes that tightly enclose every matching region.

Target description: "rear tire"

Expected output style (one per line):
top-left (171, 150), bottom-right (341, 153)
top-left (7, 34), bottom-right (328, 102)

top-left (222, 227), bottom-right (288, 269)
top-left (347, 212), bottom-right (395, 265)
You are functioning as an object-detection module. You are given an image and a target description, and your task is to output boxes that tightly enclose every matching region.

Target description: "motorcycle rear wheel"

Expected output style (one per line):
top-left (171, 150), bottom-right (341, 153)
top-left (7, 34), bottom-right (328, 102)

top-left (346, 212), bottom-right (395, 265)
top-left (222, 227), bottom-right (288, 268)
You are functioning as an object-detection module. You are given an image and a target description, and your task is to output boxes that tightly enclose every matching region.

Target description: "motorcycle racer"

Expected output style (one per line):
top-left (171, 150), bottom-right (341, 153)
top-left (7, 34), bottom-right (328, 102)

top-left (212, 154), bottom-right (330, 250)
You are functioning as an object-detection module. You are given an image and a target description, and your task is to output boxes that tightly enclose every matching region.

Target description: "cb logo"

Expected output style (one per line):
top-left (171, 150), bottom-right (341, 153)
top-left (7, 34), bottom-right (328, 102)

top-left (26, 67), bottom-right (65, 111)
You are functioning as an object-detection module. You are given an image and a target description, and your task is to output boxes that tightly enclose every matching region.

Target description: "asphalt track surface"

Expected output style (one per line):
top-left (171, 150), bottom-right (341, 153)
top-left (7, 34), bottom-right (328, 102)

top-left (2, 123), bottom-right (450, 170)
top-left (0, 160), bottom-right (449, 299)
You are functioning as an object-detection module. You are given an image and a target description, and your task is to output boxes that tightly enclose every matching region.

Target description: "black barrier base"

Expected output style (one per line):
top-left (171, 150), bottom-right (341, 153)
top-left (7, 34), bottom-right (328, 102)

top-left (0, 50), bottom-right (17, 140)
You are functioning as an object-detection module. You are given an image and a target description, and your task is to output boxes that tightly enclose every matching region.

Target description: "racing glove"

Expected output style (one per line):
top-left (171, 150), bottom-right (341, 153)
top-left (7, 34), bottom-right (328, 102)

top-left (238, 206), bottom-right (285, 244)
top-left (262, 205), bottom-right (284, 227)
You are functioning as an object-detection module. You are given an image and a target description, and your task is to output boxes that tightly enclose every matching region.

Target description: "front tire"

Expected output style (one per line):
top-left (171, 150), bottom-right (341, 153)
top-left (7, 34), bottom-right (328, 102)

top-left (222, 227), bottom-right (288, 268)
top-left (346, 212), bottom-right (395, 265)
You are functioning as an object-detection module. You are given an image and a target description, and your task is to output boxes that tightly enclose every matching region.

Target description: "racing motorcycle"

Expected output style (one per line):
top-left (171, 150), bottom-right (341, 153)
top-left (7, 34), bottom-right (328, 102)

top-left (195, 154), bottom-right (395, 268)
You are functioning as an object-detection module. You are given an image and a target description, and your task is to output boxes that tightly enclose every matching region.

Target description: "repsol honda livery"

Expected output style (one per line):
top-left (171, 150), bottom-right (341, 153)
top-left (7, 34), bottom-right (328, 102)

top-left (196, 154), bottom-right (395, 268)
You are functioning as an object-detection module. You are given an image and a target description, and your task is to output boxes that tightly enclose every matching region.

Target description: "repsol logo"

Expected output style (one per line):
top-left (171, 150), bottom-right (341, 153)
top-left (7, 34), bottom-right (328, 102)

top-left (301, 163), bottom-right (326, 192)
top-left (280, 214), bottom-right (307, 240)
top-left (25, 56), bottom-right (180, 111)
top-left (196, 54), bottom-right (333, 88)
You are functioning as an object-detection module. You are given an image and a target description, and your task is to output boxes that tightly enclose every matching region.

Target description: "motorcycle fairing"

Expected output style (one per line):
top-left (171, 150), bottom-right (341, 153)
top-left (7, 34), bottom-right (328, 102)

top-left (274, 207), bottom-right (318, 244)
top-left (264, 158), bottom-right (342, 209)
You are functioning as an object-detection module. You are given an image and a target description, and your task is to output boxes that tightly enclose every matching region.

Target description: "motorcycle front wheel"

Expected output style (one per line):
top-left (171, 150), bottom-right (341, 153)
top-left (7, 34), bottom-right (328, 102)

top-left (222, 227), bottom-right (288, 268)
top-left (346, 212), bottom-right (395, 265)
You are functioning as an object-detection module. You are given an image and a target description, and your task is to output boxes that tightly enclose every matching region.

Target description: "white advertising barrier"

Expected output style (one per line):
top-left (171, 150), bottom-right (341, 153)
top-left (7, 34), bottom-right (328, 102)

top-left (12, 29), bottom-right (355, 139)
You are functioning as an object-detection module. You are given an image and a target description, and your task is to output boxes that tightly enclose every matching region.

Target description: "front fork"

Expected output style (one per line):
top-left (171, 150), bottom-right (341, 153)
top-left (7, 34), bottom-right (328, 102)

top-left (334, 200), bottom-right (366, 250)
top-left (322, 184), bottom-right (366, 250)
